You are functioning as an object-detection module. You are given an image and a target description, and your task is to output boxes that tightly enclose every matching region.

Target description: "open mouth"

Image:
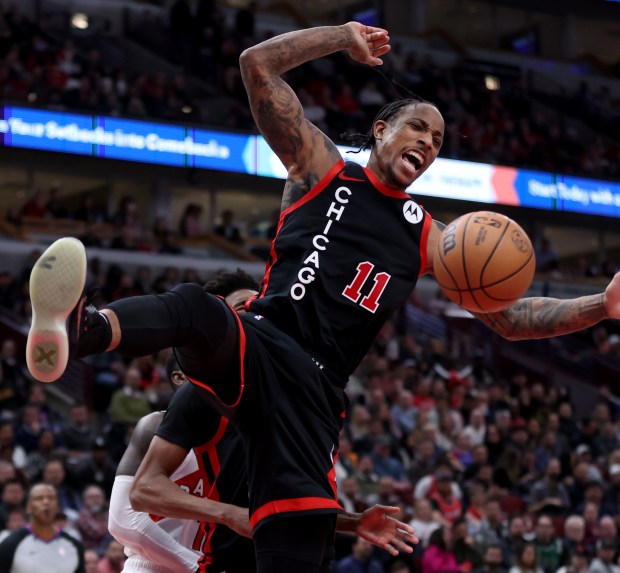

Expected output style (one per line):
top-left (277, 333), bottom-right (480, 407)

top-left (402, 150), bottom-right (425, 174)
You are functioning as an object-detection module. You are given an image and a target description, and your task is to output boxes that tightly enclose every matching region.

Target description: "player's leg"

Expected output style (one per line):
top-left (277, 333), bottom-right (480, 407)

top-left (27, 238), bottom-right (237, 383)
top-left (253, 515), bottom-right (336, 573)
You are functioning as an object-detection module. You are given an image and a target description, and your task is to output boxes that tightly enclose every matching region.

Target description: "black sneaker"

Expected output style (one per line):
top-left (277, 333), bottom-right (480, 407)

top-left (26, 238), bottom-right (87, 383)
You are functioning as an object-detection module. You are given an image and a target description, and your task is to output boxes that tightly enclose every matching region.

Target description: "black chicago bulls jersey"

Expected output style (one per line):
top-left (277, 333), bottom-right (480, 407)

top-left (250, 159), bottom-right (431, 378)
top-left (156, 381), bottom-right (255, 573)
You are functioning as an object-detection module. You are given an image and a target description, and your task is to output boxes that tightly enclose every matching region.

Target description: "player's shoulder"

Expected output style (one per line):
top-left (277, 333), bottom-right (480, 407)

top-left (132, 411), bottom-right (165, 443)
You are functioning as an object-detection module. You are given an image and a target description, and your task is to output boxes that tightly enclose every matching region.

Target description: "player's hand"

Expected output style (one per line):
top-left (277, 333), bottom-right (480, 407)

top-left (604, 272), bottom-right (620, 319)
top-left (223, 506), bottom-right (252, 538)
top-left (357, 505), bottom-right (418, 556)
top-left (344, 22), bottom-right (391, 66)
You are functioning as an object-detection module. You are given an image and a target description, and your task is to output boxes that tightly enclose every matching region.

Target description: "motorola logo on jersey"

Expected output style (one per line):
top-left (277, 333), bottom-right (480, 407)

top-left (403, 200), bottom-right (423, 224)
top-left (290, 185), bottom-right (352, 301)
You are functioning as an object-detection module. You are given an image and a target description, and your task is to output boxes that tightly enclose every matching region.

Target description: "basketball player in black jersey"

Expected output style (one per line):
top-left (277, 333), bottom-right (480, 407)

top-left (109, 271), bottom-right (259, 573)
top-left (26, 20), bottom-right (620, 573)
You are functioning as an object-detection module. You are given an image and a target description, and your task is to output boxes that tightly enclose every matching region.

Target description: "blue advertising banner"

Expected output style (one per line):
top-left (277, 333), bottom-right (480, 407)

top-left (1, 105), bottom-right (619, 218)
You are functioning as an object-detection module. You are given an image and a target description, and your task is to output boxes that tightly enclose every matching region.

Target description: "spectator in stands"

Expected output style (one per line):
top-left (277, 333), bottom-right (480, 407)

top-left (536, 238), bottom-right (559, 274)
top-left (604, 465), bottom-right (620, 513)
top-left (474, 544), bottom-right (508, 573)
top-left (563, 515), bottom-right (589, 557)
top-left (335, 434), bottom-right (357, 487)
top-left (0, 508), bottom-right (26, 543)
top-left (427, 469), bottom-right (463, 525)
top-left (178, 203), bottom-right (204, 238)
top-left (366, 476), bottom-right (402, 511)
top-left (0, 276), bottom-right (19, 321)
top-left (69, 437), bottom-right (116, 499)
top-left (465, 482), bottom-right (487, 533)
top-left (0, 421), bottom-right (26, 472)
top-left (463, 408), bottom-right (487, 447)
top-left (24, 429), bottom-right (56, 483)
top-left (26, 384), bottom-right (57, 432)
top-left (59, 403), bottom-right (96, 461)
top-left (453, 516), bottom-right (483, 571)
top-left (410, 498), bottom-right (441, 547)
top-left (42, 458), bottom-right (82, 519)
top-left (214, 209), bottom-right (243, 245)
top-left (348, 404), bottom-right (372, 452)
top-left (338, 476), bottom-right (367, 514)
top-left (473, 498), bottom-right (508, 559)
top-left (506, 516), bottom-right (527, 558)
top-left (75, 193), bottom-right (107, 225)
top-left (578, 481), bottom-right (615, 517)
top-left (76, 484), bottom-right (110, 552)
top-left (370, 434), bottom-right (407, 482)
top-left (84, 549), bottom-right (99, 573)
top-left (0, 339), bottom-right (24, 411)
top-left (509, 544), bottom-right (543, 573)
top-left (97, 539), bottom-right (125, 573)
top-left (422, 526), bottom-right (460, 573)
top-left (44, 186), bottom-right (69, 219)
top-left (589, 540), bottom-right (620, 573)
top-left (20, 190), bottom-right (47, 218)
top-left (0, 480), bottom-right (25, 531)
top-left (335, 536), bottom-right (383, 573)
top-left (408, 437), bottom-right (437, 485)
top-left (107, 366), bottom-right (153, 427)
top-left (14, 403), bottom-right (44, 454)
top-left (354, 455), bottom-right (379, 502)
top-left (528, 458), bottom-right (570, 516)
top-left (112, 196), bottom-right (142, 232)
top-left (594, 422), bottom-right (619, 458)
top-left (532, 515), bottom-right (567, 573)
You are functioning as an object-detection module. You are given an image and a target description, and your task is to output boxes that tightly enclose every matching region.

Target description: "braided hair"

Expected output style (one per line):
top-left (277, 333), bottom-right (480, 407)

top-left (342, 98), bottom-right (439, 152)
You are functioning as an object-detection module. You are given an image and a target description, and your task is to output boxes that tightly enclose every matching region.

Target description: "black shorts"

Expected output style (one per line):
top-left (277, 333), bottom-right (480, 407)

top-left (188, 310), bottom-right (347, 531)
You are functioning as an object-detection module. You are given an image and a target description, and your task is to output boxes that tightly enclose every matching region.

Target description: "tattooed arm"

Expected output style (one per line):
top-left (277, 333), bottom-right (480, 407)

top-left (239, 22), bottom-right (390, 209)
top-left (426, 220), bottom-right (619, 340)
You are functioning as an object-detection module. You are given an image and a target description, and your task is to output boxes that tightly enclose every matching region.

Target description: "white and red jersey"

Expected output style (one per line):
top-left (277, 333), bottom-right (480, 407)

top-left (143, 450), bottom-right (204, 554)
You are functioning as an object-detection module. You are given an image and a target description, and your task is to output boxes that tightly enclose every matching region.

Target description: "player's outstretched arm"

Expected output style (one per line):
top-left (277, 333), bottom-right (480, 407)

top-left (336, 505), bottom-right (418, 556)
top-left (109, 413), bottom-right (200, 573)
top-left (472, 271), bottom-right (620, 340)
top-left (130, 436), bottom-right (251, 538)
top-left (470, 291), bottom-right (609, 341)
top-left (425, 220), bottom-right (617, 340)
top-left (240, 22), bottom-right (389, 209)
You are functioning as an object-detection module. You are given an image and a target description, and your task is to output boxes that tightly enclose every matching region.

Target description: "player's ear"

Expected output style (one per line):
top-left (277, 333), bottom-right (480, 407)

top-left (172, 371), bottom-right (186, 387)
top-left (373, 120), bottom-right (386, 141)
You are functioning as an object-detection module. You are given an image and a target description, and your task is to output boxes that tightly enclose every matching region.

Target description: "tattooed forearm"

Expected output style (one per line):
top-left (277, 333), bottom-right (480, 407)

top-left (473, 293), bottom-right (607, 340)
top-left (240, 26), bottom-right (352, 76)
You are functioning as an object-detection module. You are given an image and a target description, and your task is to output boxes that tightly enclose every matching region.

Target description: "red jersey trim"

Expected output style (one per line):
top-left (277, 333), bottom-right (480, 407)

top-left (193, 417), bottom-right (228, 566)
top-left (249, 497), bottom-right (343, 529)
top-left (362, 165), bottom-right (411, 199)
top-left (418, 211), bottom-right (432, 277)
top-left (186, 305), bottom-right (246, 410)
top-left (258, 159), bottom-right (346, 298)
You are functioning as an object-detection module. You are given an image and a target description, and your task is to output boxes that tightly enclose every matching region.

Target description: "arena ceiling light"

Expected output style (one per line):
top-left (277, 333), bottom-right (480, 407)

top-left (484, 75), bottom-right (500, 90)
top-left (71, 13), bottom-right (89, 30)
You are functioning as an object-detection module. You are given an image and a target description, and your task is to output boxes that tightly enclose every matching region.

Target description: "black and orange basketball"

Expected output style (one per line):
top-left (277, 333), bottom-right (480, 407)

top-left (434, 211), bottom-right (536, 313)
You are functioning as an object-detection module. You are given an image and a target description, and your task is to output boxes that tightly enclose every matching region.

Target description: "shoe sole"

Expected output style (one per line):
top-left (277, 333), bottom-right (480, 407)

top-left (26, 237), bottom-right (87, 383)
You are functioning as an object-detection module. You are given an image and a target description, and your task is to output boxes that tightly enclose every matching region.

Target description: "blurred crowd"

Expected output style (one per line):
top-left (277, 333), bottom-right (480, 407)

top-left (1, 1), bottom-right (620, 572)
top-left (0, 1), bottom-right (619, 180)
top-left (7, 185), bottom-right (255, 260)
top-left (0, 248), bottom-right (619, 572)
